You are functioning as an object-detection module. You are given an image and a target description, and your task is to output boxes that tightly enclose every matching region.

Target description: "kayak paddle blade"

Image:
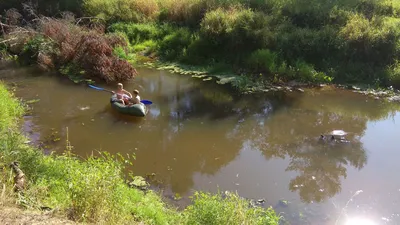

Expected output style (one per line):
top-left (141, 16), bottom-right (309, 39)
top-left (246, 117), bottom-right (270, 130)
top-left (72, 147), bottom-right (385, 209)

top-left (140, 100), bottom-right (152, 105)
top-left (88, 84), bottom-right (104, 91)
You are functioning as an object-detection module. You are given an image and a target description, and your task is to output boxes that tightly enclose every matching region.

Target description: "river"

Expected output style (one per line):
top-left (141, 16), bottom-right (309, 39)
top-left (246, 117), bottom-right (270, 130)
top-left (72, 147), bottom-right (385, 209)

top-left (1, 62), bottom-right (400, 225)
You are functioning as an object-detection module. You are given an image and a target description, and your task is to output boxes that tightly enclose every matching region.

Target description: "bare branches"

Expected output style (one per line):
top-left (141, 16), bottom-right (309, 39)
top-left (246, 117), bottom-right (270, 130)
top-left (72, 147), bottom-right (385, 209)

top-left (1, 12), bottom-right (136, 82)
top-left (75, 17), bottom-right (105, 26)
top-left (0, 37), bottom-right (17, 44)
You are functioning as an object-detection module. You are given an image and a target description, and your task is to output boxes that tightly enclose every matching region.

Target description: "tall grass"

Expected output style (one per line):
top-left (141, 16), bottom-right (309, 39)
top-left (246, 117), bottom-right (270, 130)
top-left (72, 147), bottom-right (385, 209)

top-left (5, 0), bottom-right (400, 87)
top-left (100, 0), bottom-right (400, 87)
top-left (0, 83), bottom-right (280, 224)
top-left (83, 0), bottom-right (160, 22)
top-left (184, 191), bottom-right (280, 225)
top-left (0, 83), bottom-right (24, 131)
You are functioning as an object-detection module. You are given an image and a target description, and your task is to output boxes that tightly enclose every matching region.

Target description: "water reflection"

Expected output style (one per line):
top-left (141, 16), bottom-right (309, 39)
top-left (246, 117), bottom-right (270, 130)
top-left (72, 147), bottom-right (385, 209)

top-left (224, 90), bottom-right (398, 204)
top-left (2, 63), bottom-right (400, 224)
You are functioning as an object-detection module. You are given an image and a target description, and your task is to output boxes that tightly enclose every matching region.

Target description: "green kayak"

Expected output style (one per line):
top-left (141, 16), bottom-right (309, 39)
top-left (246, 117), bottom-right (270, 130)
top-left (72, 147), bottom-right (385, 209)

top-left (110, 94), bottom-right (147, 117)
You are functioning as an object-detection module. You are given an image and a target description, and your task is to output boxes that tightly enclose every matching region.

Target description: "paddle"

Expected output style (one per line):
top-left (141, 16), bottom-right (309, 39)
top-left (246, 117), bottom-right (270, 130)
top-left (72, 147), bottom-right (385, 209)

top-left (88, 84), bottom-right (113, 93)
top-left (88, 84), bottom-right (153, 105)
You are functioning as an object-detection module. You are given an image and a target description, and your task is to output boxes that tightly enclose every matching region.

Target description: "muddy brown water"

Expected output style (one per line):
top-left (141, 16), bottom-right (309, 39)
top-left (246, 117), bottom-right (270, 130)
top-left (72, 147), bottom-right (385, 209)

top-left (1, 62), bottom-right (400, 225)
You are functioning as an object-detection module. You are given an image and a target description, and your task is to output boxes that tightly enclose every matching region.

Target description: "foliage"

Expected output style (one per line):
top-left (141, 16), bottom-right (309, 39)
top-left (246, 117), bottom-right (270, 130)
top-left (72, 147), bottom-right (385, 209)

top-left (83, 0), bottom-right (160, 22)
top-left (184, 191), bottom-right (280, 225)
top-left (1, 17), bottom-right (137, 83)
top-left (5, 0), bottom-right (400, 87)
top-left (99, 0), bottom-right (400, 87)
top-left (0, 0), bottom-right (84, 17)
top-left (387, 60), bottom-right (400, 88)
top-left (0, 82), bottom-right (25, 131)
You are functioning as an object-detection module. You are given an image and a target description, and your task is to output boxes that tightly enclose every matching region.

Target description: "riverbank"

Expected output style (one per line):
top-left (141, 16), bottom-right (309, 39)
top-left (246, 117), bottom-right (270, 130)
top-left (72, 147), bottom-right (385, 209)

top-left (0, 82), bottom-right (280, 224)
top-left (139, 60), bottom-right (400, 102)
top-left (2, 1), bottom-right (400, 98)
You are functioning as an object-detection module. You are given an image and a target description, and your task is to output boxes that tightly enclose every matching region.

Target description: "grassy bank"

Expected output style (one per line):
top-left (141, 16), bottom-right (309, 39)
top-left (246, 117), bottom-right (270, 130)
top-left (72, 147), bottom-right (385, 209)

top-left (95, 0), bottom-right (400, 89)
top-left (2, 0), bottom-right (400, 91)
top-left (0, 82), bottom-right (280, 224)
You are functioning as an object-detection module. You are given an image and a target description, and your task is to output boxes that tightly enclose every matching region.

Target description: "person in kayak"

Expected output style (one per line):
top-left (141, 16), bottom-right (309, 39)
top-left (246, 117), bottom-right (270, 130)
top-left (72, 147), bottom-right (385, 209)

top-left (128, 89), bottom-right (141, 105)
top-left (112, 83), bottom-right (132, 105)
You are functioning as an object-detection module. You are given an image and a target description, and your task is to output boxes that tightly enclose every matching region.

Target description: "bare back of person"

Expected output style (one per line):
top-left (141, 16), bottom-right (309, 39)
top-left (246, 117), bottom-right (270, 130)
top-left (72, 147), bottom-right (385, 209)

top-left (112, 83), bottom-right (132, 105)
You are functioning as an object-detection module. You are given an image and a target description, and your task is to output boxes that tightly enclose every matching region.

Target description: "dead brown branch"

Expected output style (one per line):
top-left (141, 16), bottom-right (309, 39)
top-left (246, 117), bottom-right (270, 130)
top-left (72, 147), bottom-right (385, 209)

top-left (1, 16), bottom-right (137, 82)
top-left (0, 38), bottom-right (18, 44)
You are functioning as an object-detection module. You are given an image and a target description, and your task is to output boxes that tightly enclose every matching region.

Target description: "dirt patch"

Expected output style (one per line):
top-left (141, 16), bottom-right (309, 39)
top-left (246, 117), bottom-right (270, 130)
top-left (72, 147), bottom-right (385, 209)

top-left (0, 206), bottom-right (76, 225)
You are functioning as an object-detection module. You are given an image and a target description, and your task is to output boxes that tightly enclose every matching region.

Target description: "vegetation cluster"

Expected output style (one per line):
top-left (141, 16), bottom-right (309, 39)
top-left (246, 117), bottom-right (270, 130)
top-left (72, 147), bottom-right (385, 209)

top-left (2, 0), bottom-right (400, 88)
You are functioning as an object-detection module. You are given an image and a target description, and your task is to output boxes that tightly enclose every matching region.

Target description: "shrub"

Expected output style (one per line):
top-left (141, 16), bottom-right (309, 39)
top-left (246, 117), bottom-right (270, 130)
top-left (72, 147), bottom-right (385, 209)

top-left (158, 0), bottom-right (206, 27)
top-left (200, 6), bottom-right (254, 42)
top-left (83, 0), bottom-right (118, 20)
top-left (184, 191), bottom-right (280, 225)
top-left (387, 60), bottom-right (400, 88)
top-left (158, 27), bottom-right (193, 60)
top-left (2, 18), bottom-right (137, 83)
top-left (84, 0), bottom-right (159, 22)
top-left (0, 84), bottom-right (281, 225)
top-left (275, 25), bottom-right (341, 69)
top-left (77, 0), bottom-right (400, 87)
top-left (246, 49), bottom-right (279, 74)
top-left (0, 0), bottom-right (83, 17)
top-left (292, 60), bottom-right (332, 83)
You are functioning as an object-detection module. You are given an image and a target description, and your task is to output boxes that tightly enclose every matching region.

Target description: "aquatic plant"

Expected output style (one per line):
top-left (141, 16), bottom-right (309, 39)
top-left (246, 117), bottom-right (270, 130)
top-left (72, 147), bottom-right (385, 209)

top-left (184, 191), bottom-right (280, 225)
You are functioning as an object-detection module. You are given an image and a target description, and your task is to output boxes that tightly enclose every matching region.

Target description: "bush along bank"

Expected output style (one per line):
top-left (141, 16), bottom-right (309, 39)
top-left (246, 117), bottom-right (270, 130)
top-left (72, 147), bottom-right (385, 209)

top-left (0, 82), bottom-right (281, 224)
top-left (1, 13), bottom-right (138, 84)
top-left (2, 0), bottom-right (400, 93)
top-left (98, 0), bottom-right (400, 92)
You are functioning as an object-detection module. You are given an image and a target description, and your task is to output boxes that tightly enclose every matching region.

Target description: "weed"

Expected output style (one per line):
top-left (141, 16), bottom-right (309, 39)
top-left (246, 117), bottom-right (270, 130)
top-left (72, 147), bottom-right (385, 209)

top-left (184, 191), bottom-right (281, 225)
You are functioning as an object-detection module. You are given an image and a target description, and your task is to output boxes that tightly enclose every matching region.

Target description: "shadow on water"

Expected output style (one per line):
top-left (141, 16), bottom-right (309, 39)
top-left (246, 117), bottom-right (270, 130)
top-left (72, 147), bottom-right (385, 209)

top-left (101, 104), bottom-right (147, 124)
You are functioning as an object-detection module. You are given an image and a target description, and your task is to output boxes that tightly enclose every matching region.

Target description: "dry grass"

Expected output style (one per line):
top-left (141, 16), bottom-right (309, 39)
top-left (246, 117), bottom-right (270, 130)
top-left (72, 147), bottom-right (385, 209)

top-left (158, 0), bottom-right (209, 26)
top-left (0, 206), bottom-right (77, 225)
top-left (119, 0), bottom-right (160, 22)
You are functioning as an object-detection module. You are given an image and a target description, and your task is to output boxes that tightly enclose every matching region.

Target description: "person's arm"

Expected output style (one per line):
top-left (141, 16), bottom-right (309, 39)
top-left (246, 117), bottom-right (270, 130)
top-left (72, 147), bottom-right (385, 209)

top-left (123, 89), bottom-right (133, 98)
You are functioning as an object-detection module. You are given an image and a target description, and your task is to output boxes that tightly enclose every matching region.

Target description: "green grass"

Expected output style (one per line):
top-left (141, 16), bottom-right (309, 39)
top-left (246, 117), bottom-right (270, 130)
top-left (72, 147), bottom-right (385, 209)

top-left (184, 192), bottom-right (280, 225)
top-left (0, 83), bottom-right (24, 131)
top-left (4, 0), bottom-right (400, 90)
top-left (0, 82), bottom-right (280, 224)
top-left (99, 0), bottom-right (400, 89)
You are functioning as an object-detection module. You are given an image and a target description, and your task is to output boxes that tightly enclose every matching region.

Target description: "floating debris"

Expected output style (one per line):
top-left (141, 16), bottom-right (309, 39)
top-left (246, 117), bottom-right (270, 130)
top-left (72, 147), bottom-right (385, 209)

top-left (26, 99), bottom-right (40, 104)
